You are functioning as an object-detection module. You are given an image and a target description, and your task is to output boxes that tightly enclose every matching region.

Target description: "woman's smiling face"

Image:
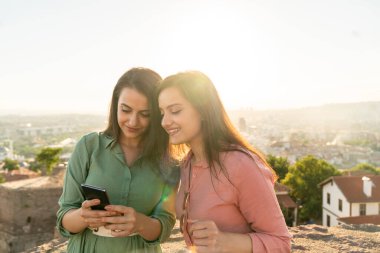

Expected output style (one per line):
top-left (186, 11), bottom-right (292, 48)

top-left (159, 86), bottom-right (203, 147)
top-left (117, 87), bottom-right (150, 143)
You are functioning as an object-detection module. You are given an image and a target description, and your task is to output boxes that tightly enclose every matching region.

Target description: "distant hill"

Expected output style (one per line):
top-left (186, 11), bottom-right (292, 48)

top-left (0, 114), bottom-right (107, 128)
top-left (1, 101), bottom-right (379, 132)
top-left (231, 101), bottom-right (380, 131)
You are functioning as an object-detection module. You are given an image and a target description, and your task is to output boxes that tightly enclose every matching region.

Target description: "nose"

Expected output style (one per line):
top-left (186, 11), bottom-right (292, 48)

top-left (128, 113), bottom-right (139, 126)
top-left (161, 113), bottom-right (172, 128)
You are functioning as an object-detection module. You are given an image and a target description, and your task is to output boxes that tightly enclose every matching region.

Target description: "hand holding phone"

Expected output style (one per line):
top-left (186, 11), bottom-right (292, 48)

top-left (81, 184), bottom-right (111, 210)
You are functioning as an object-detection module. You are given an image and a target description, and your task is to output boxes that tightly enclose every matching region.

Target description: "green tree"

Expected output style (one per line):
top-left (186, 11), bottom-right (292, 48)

top-left (36, 147), bottom-right (62, 175)
top-left (348, 163), bottom-right (379, 175)
top-left (28, 160), bottom-right (41, 172)
top-left (3, 158), bottom-right (19, 170)
top-left (267, 154), bottom-right (290, 181)
top-left (282, 155), bottom-right (341, 223)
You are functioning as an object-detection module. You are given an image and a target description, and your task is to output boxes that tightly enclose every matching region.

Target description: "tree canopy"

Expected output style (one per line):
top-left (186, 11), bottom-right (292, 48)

top-left (35, 147), bottom-right (62, 175)
top-left (348, 163), bottom-right (379, 175)
top-left (267, 154), bottom-right (290, 181)
top-left (282, 155), bottom-right (341, 222)
top-left (3, 158), bottom-right (19, 171)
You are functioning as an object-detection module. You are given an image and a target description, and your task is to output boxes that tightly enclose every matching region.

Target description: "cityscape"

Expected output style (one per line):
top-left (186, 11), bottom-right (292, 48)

top-left (0, 101), bottom-right (379, 252)
top-left (1, 101), bottom-right (379, 169)
top-left (233, 101), bottom-right (380, 169)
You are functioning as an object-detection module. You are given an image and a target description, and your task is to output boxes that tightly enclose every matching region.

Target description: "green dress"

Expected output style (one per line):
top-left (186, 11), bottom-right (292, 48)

top-left (56, 132), bottom-right (177, 253)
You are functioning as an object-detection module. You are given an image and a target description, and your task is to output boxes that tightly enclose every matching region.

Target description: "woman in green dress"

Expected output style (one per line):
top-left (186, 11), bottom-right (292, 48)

top-left (57, 67), bottom-right (178, 252)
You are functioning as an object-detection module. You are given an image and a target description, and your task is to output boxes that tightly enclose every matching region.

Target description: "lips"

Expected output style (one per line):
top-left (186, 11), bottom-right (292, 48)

top-left (126, 126), bottom-right (140, 132)
top-left (166, 128), bottom-right (180, 136)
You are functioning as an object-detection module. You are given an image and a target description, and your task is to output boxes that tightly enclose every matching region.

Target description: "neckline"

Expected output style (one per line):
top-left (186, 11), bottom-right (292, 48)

top-left (188, 151), bottom-right (208, 168)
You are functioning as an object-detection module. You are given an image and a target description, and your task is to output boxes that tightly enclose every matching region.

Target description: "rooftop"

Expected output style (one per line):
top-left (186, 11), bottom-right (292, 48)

top-left (338, 215), bottom-right (380, 225)
top-left (320, 175), bottom-right (380, 203)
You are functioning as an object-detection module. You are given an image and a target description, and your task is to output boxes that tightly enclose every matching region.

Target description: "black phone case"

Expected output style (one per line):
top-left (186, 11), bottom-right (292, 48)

top-left (81, 184), bottom-right (111, 210)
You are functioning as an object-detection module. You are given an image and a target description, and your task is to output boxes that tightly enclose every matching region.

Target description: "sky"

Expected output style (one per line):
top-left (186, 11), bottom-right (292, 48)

top-left (0, 0), bottom-right (379, 115)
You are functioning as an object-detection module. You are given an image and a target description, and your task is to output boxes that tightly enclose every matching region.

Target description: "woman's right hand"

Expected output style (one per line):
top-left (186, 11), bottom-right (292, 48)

top-left (80, 199), bottom-right (118, 229)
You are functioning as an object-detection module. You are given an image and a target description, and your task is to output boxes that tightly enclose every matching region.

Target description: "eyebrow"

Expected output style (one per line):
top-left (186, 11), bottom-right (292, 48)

top-left (164, 103), bottom-right (182, 110)
top-left (120, 103), bottom-right (149, 112)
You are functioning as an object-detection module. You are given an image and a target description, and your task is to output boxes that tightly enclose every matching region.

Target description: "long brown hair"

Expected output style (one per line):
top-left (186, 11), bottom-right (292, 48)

top-left (158, 71), bottom-right (277, 182)
top-left (103, 67), bottom-right (169, 165)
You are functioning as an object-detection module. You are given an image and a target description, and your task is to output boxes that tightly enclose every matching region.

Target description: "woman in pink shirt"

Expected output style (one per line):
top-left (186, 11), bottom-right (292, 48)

top-left (158, 71), bottom-right (291, 253)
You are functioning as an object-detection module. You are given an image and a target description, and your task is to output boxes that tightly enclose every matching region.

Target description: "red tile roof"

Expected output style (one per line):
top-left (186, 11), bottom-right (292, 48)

top-left (273, 182), bottom-right (297, 208)
top-left (320, 175), bottom-right (380, 203)
top-left (277, 194), bottom-right (297, 208)
top-left (274, 182), bottom-right (290, 193)
top-left (338, 215), bottom-right (380, 225)
top-left (0, 167), bottom-right (40, 182)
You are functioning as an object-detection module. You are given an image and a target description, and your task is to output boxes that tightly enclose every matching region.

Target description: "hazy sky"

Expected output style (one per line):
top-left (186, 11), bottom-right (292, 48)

top-left (1, 0), bottom-right (379, 115)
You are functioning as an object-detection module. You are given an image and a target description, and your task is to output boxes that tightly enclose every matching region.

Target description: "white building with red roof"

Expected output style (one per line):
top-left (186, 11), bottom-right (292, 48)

top-left (319, 175), bottom-right (380, 226)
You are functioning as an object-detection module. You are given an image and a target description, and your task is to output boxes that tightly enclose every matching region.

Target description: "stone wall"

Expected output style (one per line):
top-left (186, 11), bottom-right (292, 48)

top-left (0, 176), bottom-right (63, 253)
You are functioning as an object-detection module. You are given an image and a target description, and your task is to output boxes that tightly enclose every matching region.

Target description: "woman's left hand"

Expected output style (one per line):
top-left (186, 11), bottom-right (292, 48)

top-left (188, 220), bottom-right (227, 253)
top-left (101, 205), bottom-right (141, 237)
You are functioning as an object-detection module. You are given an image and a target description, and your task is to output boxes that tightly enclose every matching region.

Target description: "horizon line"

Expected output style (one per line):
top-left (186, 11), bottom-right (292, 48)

top-left (1, 100), bottom-right (379, 116)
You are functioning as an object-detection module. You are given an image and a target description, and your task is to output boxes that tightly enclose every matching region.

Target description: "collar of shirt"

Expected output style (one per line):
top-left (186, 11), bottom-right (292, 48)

top-left (182, 150), bottom-right (209, 170)
top-left (103, 133), bottom-right (143, 167)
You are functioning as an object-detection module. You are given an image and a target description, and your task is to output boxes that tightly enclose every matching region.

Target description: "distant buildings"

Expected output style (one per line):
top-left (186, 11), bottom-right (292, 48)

top-left (320, 175), bottom-right (380, 227)
top-left (0, 140), bottom-right (14, 160)
top-left (16, 126), bottom-right (74, 137)
top-left (264, 136), bottom-right (379, 169)
top-left (0, 146), bottom-right (12, 161)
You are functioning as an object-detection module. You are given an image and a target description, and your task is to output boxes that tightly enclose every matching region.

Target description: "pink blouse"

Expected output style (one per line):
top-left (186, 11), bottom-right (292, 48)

top-left (175, 150), bottom-right (291, 253)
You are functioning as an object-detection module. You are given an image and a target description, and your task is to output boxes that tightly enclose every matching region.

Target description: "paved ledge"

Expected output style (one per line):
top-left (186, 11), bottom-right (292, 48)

top-left (23, 223), bottom-right (380, 253)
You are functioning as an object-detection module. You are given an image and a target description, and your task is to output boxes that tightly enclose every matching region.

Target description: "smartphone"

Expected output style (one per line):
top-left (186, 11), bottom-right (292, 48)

top-left (81, 184), bottom-right (111, 210)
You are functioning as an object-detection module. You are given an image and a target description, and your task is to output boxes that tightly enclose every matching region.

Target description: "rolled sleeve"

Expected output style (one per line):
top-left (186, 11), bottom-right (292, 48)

top-left (56, 207), bottom-right (78, 237)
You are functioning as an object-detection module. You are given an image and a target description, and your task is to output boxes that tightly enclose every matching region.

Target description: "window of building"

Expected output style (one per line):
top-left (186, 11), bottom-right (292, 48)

top-left (327, 215), bottom-right (330, 227)
top-left (360, 203), bottom-right (366, 216)
top-left (327, 193), bottom-right (330, 204)
top-left (338, 199), bottom-right (342, 211)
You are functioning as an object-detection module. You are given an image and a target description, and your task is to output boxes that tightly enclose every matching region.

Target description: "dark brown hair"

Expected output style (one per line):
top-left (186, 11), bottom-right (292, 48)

top-left (103, 67), bottom-right (168, 165)
top-left (158, 71), bottom-right (277, 182)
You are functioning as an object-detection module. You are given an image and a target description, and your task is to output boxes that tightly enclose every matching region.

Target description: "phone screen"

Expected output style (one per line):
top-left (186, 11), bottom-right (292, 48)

top-left (81, 184), bottom-right (111, 210)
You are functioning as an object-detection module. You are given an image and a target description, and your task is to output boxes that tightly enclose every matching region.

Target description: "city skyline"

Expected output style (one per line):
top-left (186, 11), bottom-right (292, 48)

top-left (1, 0), bottom-right (379, 115)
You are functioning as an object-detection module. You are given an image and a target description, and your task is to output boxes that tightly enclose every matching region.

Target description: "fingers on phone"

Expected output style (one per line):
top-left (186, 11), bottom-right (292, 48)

top-left (82, 199), bottom-right (100, 208)
top-left (104, 205), bottom-right (133, 214)
top-left (90, 199), bottom-right (101, 205)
